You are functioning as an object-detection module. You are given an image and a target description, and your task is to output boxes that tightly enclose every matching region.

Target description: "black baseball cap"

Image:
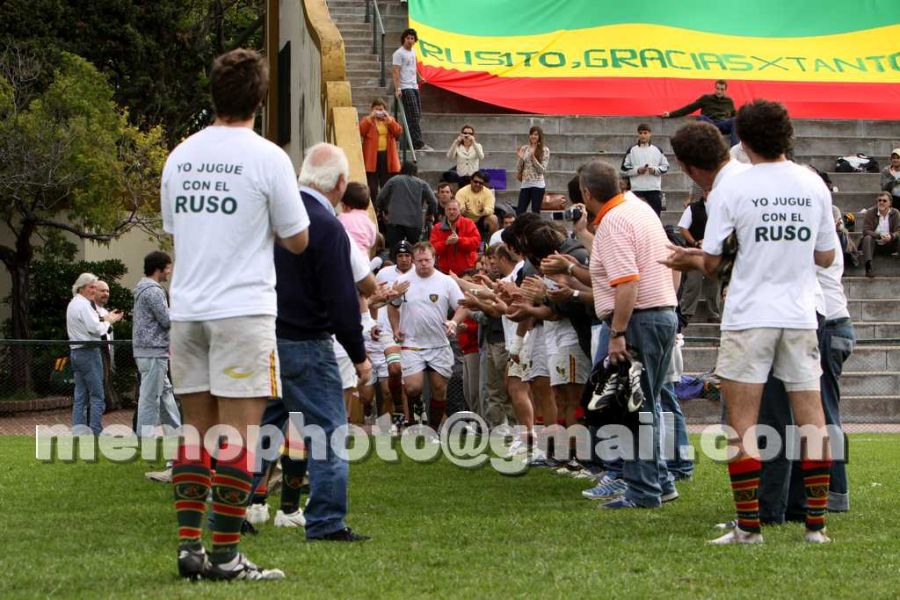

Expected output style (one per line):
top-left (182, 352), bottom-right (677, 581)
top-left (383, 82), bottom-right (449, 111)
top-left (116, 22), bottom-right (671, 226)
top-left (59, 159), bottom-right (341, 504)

top-left (395, 240), bottom-right (413, 255)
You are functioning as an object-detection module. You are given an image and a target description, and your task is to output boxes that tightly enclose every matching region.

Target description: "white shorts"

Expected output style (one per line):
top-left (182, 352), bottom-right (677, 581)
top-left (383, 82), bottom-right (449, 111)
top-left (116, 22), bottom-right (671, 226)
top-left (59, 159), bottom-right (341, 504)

top-left (549, 345), bottom-right (591, 387)
top-left (171, 316), bottom-right (280, 398)
top-left (717, 328), bottom-right (821, 391)
top-left (336, 353), bottom-right (358, 390)
top-left (365, 335), bottom-right (389, 380)
top-left (401, 345), bottom-right (453, 379)
top-left (507, 357), bottom-right (527, 380)
top-left (523, 326), bottom-right (549, 382)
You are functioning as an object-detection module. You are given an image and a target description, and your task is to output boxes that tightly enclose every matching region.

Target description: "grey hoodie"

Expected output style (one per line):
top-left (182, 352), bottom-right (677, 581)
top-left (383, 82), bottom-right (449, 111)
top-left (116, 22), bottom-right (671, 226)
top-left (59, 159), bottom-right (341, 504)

top-left (132, 277), bottom-right (170, 358)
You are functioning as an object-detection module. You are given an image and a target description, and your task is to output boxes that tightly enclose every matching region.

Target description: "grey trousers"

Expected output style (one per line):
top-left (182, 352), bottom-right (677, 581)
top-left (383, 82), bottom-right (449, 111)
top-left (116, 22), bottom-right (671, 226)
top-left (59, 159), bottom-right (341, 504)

top-left (482, 342), bottom-right (513, 427)
top-left (135, 357), bottom-right (181, 436)
top-left (680, 270), bottom-right (720, 319)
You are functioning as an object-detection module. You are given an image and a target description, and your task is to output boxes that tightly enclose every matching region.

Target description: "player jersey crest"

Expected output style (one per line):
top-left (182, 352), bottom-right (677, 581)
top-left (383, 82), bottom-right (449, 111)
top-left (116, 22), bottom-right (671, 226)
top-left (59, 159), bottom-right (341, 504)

top-left (429, 294), bottom-right (439, 302)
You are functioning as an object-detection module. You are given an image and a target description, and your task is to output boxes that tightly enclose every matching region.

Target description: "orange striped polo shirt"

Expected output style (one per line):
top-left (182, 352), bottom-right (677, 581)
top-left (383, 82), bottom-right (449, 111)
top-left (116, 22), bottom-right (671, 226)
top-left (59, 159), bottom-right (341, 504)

top-left (589, 193), bottom-right (677, 316)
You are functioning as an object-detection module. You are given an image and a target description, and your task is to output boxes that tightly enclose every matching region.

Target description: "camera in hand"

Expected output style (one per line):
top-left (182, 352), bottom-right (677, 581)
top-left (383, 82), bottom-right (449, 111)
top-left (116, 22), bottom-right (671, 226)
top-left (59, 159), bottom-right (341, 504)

top-left (563, 206), bottom-right (583, 222)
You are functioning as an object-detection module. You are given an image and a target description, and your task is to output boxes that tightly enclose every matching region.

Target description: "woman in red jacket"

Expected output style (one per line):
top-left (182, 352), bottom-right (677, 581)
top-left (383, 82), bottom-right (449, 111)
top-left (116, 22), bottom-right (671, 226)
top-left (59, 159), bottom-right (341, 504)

top-left (429, 199), bottom-right (481, 275)
top-left (359, 98), bottom-right (402, 199)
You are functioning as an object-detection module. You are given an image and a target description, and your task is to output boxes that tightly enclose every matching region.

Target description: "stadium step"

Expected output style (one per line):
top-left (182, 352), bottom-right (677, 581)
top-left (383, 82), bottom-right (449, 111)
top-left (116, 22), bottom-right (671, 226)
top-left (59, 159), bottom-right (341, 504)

top-left (328, 0), bottom-right (900, 426)
top-left (680, 395), bottom-right (900, 424)
top-left (683, 345), bottom-right (900, 374)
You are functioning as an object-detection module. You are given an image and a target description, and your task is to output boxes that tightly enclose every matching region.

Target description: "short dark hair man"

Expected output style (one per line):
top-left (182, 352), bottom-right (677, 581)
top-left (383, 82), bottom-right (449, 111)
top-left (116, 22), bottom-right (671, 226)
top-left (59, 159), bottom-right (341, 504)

top-left (388, 241), bottom-right (468, 425)
top-left (621, 124), bottom-right (669, 215)
top-left (662, 79), bottom-right (738, 146)
top-left (663, 99), bottom-right (836, 544)
top-left (162, 48), bottom-right (310, 581)
top-left (392, 28), bottom-right (431, 151)
top-left (377, 160), bottom-right (437, 251)
top-left (133, 251), bottom-right (180, 450)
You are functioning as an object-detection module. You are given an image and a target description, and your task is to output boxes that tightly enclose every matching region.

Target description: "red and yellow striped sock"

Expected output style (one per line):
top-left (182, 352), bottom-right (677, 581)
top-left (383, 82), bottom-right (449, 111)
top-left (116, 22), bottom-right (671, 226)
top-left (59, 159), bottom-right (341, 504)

top-left (728, 456), bottom-right (762, 534)
top-left (210, 443), bottom-right (254, 564)
top-left (173, 443), bottom-right (211, 550)
top-left (802, 459), bottom-right (832, 532)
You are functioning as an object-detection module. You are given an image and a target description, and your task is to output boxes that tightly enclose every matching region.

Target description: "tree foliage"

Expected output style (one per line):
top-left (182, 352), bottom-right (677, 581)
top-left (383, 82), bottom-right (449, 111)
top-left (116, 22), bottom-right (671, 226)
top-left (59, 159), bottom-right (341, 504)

top-left (0, 0), bottom-right (265, 147)
top-left (0, 48), bottom-right (167, 389)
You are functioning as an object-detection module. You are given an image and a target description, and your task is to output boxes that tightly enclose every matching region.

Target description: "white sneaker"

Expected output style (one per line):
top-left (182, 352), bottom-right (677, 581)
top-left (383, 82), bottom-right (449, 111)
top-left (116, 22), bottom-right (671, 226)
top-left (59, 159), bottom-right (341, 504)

top-left (708, 527), bottom-right (764, 545)
top-left (804, 529), bottom-right (832, 544)
top-left (274, 508), bottom-right (306, 528)
top-left (144, 467), bottom-right (172, 483)
top-left (505, 438), bottom-right (527, 457)
top-left (246, 502), bottom-right (270, 526)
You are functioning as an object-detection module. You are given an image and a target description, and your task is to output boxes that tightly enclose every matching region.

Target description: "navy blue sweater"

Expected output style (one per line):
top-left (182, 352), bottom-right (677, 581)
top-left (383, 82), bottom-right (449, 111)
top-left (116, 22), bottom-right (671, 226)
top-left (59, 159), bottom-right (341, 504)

top-left (275, 192), bottom-right (366, 364)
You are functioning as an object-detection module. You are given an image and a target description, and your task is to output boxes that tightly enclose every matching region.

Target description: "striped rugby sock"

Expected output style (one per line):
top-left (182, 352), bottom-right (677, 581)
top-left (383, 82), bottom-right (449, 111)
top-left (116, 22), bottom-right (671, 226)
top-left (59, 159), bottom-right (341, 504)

top-left (802, 459), bottom-right (832, 532)
top-left (728, 456), bottom-right (762, 534)
top-left (173, 444), bottom-right (212, 550)
top-left (210, 444), bottom-right (254, 564)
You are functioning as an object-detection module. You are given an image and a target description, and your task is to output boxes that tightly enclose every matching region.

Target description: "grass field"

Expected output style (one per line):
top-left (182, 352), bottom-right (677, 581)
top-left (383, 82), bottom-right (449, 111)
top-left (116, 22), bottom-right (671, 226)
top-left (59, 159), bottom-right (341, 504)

top-left (2, 434), bottom-right (899, 599)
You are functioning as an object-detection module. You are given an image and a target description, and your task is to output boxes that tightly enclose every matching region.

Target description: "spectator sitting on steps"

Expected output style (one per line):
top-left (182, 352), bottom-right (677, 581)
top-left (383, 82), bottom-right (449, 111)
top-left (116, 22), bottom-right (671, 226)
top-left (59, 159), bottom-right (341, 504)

top-left (661, 79), bottom-right (738, 146)
top-left (860, 191), bottom-right (900, 278)
top-left (881, 148), bottom-right (900, 210)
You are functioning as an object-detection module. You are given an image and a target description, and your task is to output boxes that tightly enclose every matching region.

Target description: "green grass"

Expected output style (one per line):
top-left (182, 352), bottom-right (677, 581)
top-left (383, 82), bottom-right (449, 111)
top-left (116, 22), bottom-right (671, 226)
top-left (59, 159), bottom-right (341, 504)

top-left (2, 434), bottom-right (899, 599)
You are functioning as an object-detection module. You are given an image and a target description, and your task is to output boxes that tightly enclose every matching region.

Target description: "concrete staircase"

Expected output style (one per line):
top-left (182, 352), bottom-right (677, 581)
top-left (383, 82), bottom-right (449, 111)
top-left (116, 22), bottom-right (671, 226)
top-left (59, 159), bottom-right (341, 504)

top-left (328, 0), bottom-right (900, 423)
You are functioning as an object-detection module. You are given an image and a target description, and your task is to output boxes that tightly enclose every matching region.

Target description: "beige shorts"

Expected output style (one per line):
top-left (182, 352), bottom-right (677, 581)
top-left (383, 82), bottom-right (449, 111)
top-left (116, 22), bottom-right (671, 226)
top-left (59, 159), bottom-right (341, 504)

top-left (171, 316), bottom-right (281, 398)
top-left (717, 328), bottom-right (821, 391)
top-left (507, 357), bottom-right (527, 380)
top-left (549, 345), bottom-right (591, 387)
top-left (401, 345), bottom-right (453, 379)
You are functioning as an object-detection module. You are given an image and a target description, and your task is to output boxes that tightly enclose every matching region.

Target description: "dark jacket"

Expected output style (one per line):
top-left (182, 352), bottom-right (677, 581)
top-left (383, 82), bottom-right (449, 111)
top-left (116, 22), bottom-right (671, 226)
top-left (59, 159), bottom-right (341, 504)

top-left (375, 174), bottom-right (437, 229)
top-left (669, 94), bottom-right (736, 121)
top-left (862, 206), bottom-right (900, 240)
top-left (275, 192), bottom-right (366, 363)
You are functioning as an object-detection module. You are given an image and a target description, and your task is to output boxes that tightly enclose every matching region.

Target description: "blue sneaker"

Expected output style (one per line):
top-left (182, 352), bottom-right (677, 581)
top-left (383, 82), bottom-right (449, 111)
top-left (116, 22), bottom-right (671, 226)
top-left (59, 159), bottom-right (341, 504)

top-left (581, 478), bottom-right (627, 500)
top-left (600, 497), bottom-right (640, 509)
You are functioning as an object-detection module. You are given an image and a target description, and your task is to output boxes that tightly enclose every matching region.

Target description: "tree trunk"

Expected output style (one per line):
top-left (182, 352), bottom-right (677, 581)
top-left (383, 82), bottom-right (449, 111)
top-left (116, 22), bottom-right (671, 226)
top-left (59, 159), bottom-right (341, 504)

top-left (7, 224), bottom-right (35, 393)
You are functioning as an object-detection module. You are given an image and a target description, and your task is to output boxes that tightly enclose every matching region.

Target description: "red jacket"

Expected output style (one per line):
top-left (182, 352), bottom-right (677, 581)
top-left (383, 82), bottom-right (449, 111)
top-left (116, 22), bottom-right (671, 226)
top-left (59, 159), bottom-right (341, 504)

top-left (430, 215), bottom-right (480, 275)
top-left (359, 116), bottom-right (402, 174)
top-left (457, 318), bottom-right (479, 355)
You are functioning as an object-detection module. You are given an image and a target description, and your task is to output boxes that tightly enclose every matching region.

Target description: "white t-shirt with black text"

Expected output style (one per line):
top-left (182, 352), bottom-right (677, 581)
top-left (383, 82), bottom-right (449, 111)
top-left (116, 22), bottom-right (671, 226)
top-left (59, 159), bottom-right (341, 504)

top-left (396, 269), bottom-right (464, 348)
top-left (162, 126), bottom-right (309, 321)
top-left (702, 160), bottom-right (834, 330)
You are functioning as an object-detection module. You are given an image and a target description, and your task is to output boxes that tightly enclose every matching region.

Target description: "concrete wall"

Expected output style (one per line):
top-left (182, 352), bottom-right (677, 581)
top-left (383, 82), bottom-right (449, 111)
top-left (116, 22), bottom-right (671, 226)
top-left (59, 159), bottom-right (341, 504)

top-left (279, 0), bottom-right (326, 169)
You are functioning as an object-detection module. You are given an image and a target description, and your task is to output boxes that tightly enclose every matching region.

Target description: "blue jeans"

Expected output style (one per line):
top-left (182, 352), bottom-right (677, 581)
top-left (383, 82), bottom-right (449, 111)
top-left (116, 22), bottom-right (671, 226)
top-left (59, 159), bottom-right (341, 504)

top-left (820, 318), bottom-right (855, 509)
top-left (277, 338), bottom-right (348, 538)
top-left (70, 347), bottom-right (105, 435)
top-left (595, 310), bottom-right (678, 507)
top-left (660, 382), bottom-right (693, 479)
top-left (697, 115), bottom-right (738, 146)
top-left (135, 357), bottom-right (181, 436)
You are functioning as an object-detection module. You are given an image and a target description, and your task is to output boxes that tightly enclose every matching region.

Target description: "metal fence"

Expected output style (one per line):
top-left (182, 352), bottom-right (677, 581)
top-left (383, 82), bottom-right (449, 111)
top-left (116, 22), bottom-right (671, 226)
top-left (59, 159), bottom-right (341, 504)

top-left (0, 338), bottom-right (896, 430)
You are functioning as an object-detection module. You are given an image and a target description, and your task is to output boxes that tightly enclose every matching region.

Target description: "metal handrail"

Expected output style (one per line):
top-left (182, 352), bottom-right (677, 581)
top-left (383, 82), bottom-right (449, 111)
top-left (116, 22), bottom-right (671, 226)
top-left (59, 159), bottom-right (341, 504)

top-left (370, 0), bottom-right (387, 87)
top-left (393, 96), bottom-right (417, 164)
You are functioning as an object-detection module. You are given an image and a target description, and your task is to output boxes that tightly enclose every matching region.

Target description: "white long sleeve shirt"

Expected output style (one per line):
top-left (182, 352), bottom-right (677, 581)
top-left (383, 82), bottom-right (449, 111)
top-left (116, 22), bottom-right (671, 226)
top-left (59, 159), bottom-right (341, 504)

top-left (66, 294), bottom-right (110, 348)
top-left (621, 143), bottom-right (669, 191)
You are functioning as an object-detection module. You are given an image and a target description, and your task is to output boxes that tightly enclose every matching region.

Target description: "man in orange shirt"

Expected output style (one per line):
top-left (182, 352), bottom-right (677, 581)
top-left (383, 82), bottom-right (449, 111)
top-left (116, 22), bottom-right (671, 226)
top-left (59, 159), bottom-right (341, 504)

top-left (570, 159), bottom-right (679, 509)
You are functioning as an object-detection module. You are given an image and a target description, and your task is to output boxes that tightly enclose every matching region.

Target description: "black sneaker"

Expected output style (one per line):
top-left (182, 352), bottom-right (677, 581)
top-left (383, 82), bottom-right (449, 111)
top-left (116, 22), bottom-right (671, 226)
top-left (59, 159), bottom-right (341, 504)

top-left (241, 520), bottom-right (259, 536)
top-left (177, 545), bottom-right (209, 580)
top-left (203, 553), bottom-right (285, 581)
top-left (308, 527), bottom-right (371, 542)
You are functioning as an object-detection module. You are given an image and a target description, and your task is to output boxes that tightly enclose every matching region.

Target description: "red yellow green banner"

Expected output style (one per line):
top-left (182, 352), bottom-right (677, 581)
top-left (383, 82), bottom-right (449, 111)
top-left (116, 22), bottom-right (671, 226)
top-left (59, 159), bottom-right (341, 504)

top-left (409, 0), bottom-right (900, 119)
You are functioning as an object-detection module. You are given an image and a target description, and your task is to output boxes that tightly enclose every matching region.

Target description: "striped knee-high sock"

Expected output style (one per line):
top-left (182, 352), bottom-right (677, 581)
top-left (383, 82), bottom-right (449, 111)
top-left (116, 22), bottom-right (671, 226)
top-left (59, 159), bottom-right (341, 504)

top-left (728, 456), bottom-right (762, 534)
top-left (210, 444), bottom-right (254, 564)
top-left (802, 459), bottom-right (832, 531)
top-left (173, 443), bottom-right (212, 550)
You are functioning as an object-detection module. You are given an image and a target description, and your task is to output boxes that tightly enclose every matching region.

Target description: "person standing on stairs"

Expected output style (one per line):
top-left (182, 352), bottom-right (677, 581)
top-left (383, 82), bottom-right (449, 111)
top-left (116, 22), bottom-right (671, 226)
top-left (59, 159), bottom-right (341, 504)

top-left (392, 28), bottom-right (432, 152)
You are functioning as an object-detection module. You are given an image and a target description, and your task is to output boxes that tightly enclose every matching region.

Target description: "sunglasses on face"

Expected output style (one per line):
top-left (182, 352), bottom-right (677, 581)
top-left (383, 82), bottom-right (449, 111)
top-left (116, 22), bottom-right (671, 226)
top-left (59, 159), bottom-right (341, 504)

top-left (472, 180), bottom-right (485, 185)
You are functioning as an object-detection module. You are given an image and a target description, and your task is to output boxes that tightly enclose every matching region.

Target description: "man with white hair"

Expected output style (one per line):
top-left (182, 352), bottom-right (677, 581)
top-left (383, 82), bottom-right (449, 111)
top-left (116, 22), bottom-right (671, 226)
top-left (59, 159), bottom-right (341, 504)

top-left (161, 48), bottom-right (310, 581)
top-left (269, 142), bottom-right (373, 541)
top-left (66, 273), bottom-right (123, 434)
